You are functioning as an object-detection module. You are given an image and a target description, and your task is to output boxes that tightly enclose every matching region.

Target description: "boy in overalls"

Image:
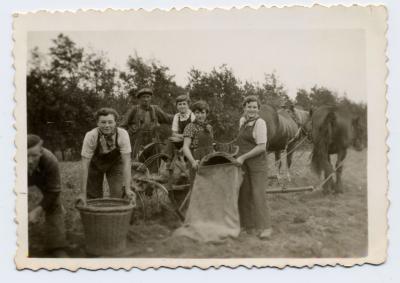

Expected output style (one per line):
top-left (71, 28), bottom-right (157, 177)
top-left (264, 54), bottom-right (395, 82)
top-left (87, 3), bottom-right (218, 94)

top-left (80, 108), bottom-right (134, 202)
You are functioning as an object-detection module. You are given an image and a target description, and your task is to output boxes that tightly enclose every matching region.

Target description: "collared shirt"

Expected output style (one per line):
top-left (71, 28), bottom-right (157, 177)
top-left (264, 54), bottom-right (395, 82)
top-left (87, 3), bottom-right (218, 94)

top-left (81, 127), bottom-right (131, 158)
top-left (171, 110), bottom-right (196, 132)
top-left (28, 148), bottom-right (61, 211)
top-left (239, 117), bottom-right (268, 144)
top-left (183, 122), bottom-right (214, 150)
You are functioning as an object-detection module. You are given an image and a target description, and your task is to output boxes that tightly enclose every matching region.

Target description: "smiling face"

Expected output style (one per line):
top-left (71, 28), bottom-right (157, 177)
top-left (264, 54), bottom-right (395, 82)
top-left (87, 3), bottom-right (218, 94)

top-left (28, 143), bottom-right (42, 175)
top-left (176, 101), bottom-right (189, 114)
top-left (139, 93), bottom-right (152, 108)
top-left (244, 101), bottom-right (260, 118)
top-left (97, 114), bottom-right (116, 135)
top-left (194, 109), bottom-right (207, 123)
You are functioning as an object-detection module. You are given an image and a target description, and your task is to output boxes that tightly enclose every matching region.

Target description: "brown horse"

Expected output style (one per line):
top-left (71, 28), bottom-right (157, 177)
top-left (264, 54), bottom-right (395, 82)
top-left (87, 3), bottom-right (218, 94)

top-left (259, 105), bottom-right (311, 181)
top-left (310, 105), bottom-right (364, 194)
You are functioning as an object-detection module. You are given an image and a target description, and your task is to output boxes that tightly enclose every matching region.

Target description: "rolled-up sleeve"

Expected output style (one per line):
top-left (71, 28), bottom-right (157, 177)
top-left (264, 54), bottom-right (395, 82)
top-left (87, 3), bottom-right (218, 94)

top-left (254, 119), bottom-right (267, 144)
top-left (118, 128), bottom-right (132, 154)
top-left (155, 106), bottom-right (173, 124)
top-left (81, 130), bottom-right (97, 158)
top-left (183, 123), bottom-right (195, 139)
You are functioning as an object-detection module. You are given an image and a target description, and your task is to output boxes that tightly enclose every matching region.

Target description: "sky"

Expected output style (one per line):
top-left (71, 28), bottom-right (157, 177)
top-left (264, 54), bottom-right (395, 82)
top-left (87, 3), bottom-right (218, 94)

top-left (28, 30), bottom-right (366, 102)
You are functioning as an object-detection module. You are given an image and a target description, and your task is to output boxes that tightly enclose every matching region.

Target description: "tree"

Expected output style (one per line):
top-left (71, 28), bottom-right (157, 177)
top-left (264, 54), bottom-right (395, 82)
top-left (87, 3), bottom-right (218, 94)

top-left (120, 55), bottom-right (184, 114)
top-left (262, 72), bottom-right (289, 107)
top-left (27, 34), bottom-right (128, 159)
top-left (295, 88), bottom-right (311, 110)
top-left (309, 86), bottom-right (338, 108)
top-left (187, 65), bottom-right (243, 141)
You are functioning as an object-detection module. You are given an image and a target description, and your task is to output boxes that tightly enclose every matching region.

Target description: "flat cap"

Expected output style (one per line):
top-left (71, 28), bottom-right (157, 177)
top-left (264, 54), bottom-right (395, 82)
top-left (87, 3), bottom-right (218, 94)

top-left (136, 88), bottom-right (153, 98)
top-left (28, 134), bottom-right (42, 149)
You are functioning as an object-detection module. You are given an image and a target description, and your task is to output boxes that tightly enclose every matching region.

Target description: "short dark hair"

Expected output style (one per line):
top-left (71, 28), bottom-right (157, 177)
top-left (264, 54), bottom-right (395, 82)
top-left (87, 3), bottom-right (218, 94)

top-left (95, 107), bottom-right (119, 121)
top-left (28, 134), bottom-right (43, 149)
top-left (242, 95), bottom-right (261, 109)
top-left (175, 94), bottom-right (190, 105)
top-left (191, 100), bottom-right (210, 113)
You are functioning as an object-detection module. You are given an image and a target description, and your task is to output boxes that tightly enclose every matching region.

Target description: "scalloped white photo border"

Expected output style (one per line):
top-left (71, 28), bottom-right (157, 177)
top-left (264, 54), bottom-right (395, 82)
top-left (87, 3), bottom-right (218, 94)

top-left (13, 5), bottom-right (388, 270)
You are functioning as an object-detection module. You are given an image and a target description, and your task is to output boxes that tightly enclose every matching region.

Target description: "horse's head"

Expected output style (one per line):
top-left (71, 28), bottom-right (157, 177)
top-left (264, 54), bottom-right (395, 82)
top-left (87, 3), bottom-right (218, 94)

top-left (302, 119), bottom-right (313, 141)
top-left (351, 116), bottom-right (365, 151)
top-left (297, 108), bottom-right (312, 140)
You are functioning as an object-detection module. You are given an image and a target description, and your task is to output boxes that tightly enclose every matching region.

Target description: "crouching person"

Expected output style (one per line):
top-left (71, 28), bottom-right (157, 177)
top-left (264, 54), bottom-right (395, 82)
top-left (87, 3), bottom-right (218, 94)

top-left (27, 134), bottom-right (68, 257)
top-left (79, 108), bottom-right (134, 202)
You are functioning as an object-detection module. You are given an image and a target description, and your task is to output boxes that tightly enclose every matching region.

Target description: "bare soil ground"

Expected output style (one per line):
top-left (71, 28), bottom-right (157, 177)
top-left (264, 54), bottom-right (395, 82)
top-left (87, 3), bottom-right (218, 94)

top-left (28, 148), bottom-right (367, 258)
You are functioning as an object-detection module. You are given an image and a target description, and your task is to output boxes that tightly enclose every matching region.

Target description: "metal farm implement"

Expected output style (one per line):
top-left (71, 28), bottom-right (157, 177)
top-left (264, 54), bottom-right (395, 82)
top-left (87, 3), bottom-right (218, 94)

top-left (130, 141), bottom-right (239, 221)
top-left (130, 137), bottom-right (334, 221)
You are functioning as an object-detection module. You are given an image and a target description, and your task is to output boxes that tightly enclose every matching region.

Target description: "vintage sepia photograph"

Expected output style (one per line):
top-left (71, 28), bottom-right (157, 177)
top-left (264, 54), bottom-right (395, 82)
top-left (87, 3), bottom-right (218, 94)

top-left (14, 6), bottom-right (387, 269)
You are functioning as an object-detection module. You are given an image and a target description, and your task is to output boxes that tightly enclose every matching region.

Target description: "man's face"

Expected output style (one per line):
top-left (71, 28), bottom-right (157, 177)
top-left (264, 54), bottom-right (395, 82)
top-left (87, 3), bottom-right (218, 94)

top-left (139, 94), bottom-right (152, 108)
top-left (97, 114), bottom-right (116, 135)
top-left (176, 101), bottom-right (189, 114)
top-left (28, 144), bottom-right (42, 174)
top-left (194, 109), bottom-right (207, 123)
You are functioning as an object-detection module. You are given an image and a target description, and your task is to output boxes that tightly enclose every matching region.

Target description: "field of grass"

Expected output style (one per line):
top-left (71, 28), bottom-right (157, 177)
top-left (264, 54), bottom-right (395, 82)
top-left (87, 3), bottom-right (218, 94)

top-left (29, 148), bottom-right (367, 258)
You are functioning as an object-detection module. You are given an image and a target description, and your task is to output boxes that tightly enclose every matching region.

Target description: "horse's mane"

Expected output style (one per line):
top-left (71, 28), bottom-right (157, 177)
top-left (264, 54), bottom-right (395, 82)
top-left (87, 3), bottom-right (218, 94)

top-left (294, 108), bottom-right (310, 125)
top-left (310, 105), bottom-right (339, 175)
top-left (277, 112), bottom-right (298, 137)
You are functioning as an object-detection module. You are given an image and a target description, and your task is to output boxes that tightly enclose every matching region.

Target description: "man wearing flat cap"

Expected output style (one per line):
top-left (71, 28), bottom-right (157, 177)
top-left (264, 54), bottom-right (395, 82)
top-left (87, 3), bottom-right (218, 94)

top-left (121, 87), bottom-right (173, 159)
top-left (27, 134), bottom-right (68, 257)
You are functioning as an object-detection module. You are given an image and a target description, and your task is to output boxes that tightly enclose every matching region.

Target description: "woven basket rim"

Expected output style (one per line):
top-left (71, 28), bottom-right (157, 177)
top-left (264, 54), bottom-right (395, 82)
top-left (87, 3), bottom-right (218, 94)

top-left (76, 197), bottom-right (134, 213)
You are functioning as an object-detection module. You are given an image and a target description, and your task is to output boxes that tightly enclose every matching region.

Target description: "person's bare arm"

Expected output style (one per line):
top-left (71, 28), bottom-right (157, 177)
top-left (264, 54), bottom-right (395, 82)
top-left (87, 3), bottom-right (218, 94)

top-left (183, 137), bottom-right (198, 169)
top-left (172, 131), bottom-right (184, 139)
top-left (79, 157), bottom-right (91, 203)
top-left (121, 153), bottom-right (133, 197)
top-left (236, 143), bottom-right (266, 165)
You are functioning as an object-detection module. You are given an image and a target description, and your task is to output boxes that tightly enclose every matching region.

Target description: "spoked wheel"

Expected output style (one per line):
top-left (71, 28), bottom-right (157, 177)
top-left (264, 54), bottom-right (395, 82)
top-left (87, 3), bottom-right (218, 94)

top-left (143, 153), bottom-right (171, 178)
top-left (138, 142), bottom-right (169, 175)
top-left (132, 177), bottom-right (170, 221)
top-left (168, 184), bottom-right (191, 221)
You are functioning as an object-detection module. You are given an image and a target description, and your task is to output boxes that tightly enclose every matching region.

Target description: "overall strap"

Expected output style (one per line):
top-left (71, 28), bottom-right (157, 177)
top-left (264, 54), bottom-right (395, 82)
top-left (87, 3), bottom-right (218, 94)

top-left (240, 117), bottom-right (259, 131)
top-left (115, 128), bottom-right (120, 149)
top-left (94, 128), bottom-right (101, 154)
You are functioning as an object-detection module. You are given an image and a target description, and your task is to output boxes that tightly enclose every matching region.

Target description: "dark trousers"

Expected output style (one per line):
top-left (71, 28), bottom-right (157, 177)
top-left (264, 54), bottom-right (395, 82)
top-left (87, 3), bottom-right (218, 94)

top-left (238, 154), bottom-right (271, 230)
top-left (44, 200), bottom-right (67, 250)
top-left (87, 160), bottom-right (124, 199)
top-left (28, 192), bottom-right (67, 254)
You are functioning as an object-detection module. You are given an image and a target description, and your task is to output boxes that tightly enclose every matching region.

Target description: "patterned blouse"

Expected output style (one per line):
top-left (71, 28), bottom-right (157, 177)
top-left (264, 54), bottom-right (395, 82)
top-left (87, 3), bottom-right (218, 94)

top-left (183, 122), bottom-right (214, 150)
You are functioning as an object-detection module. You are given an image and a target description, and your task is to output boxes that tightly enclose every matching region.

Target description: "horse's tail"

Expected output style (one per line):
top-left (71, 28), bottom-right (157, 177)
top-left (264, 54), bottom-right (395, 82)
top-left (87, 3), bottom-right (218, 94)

top-left (311, 110), bottom-right (336, 175)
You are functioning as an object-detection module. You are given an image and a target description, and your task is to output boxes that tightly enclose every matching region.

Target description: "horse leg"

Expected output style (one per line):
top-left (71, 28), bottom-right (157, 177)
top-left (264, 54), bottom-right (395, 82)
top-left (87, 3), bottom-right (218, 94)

top-left (322, 154), bottom-right (334, 194)
top-left (286, 146), bottom-right (294, 183)
top-left (335, 149), bottom-right (347, 194)
top-left (275, 151), bottom-right (283, 183)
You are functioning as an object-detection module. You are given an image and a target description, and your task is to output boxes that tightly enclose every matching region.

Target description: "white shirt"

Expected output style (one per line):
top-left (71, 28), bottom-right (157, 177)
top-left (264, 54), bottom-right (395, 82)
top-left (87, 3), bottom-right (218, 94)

top-left (239, 117), bottom-right (268, 144)
top-left (171, 110), bottom-right (196, 132)
top-left (81, 127), bottom-right (131, 158)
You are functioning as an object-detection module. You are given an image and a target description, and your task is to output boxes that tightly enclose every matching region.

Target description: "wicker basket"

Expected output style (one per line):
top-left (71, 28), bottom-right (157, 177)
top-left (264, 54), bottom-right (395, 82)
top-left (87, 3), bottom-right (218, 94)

top-left (76, 198), bottom-right (134, 256)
